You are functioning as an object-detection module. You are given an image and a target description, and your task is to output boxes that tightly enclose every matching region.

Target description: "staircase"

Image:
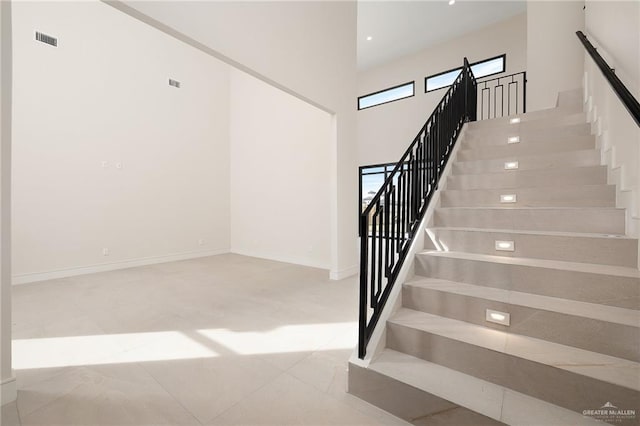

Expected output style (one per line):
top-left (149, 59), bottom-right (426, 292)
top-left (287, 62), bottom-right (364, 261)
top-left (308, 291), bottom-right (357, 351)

top-left (349, 94), bottom-right (640, 425)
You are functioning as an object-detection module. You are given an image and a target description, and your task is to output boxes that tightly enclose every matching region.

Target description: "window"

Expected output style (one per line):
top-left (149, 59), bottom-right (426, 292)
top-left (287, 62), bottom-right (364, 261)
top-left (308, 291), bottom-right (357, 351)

top-left (359, 162), bottom-right (410, 209)
top-left (358, 81), bottom-right (415, 110)
top-left (425, 54), bottom-right (506, 93)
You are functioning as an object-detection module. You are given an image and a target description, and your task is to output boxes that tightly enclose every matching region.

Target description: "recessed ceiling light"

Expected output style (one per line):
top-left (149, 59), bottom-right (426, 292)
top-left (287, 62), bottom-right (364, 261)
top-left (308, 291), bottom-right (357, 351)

top-left (366, 36), bottom-right (373, 41)
top-left (448, 0), bottom-right (455, 5)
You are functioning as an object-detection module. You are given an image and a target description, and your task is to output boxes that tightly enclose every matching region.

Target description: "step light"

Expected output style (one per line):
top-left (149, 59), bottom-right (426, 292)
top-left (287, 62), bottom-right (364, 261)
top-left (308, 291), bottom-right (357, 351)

top-left (486, 309), bottom-right (510, 326)
top-left (504, 161), bottom-right (519, 170)
top-left (508, 136), bottom-right (520, 144)
top-left (509, 117), bottom-right (521, 124)
top-left (495, 240), bottom-right (515, 251)
top-left (500, 194), bottom-right (517, 203)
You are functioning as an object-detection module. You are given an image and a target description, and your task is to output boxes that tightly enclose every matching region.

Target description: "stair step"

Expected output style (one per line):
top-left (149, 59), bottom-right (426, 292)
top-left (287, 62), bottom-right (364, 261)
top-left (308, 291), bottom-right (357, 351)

top-left (457, 137), bottom-right (595, 161)
top-left (425, 227), bottom-right (638, 267)
top-left (414, 251), bottom-right (640, 310)
top-left (402, 276), bottom-right (639, 361)
top-left (367, 349), bottom-right (603, 425)
top-left (446, 165), bottom-right (607, 190)
top-left (440, 184), bottom-right (615, 207)
top-left (452, 149), bottom-right (601, 175)
top-left (388, 308), bottom-right (640, 414)
top-left (466, 111), bottom-right (586, 132)
top-left (464, 123), bottom-right (592, 146)
top-left (434, 206), bottom-right (626, 234)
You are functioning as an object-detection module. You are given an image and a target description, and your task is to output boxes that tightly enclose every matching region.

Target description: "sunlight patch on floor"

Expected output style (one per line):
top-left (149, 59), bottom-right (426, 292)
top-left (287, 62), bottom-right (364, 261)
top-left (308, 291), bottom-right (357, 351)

top-left (13, 321), bottom-right (357, 370)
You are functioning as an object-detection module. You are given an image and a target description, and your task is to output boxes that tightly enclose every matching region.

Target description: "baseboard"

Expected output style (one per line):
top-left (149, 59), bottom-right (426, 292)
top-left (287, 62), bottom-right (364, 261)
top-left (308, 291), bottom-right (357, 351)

top-left (12, 248), bottom-right (230, 285)
top-left (329, 265), bottom-right (358, 281)
top-left (1, 376), bottom-right (16, 406)
top-left (229, 248), bottom-right (330, 272)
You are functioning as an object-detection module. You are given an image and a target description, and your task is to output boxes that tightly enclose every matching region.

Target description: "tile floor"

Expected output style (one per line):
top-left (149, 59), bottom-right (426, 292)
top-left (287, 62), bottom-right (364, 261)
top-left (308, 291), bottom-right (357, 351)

top-left (1, 254), bottom-right (408, 425)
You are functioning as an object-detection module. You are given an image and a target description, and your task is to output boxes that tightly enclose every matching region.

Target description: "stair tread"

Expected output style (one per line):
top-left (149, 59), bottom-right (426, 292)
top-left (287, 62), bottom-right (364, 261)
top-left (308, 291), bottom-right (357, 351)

top-left (442, 183), bottom-right (613, 193)
top-left (426, 226), bottom-right (636, 240)
top-left (467, 111), bottom-right (586, 129)
top-left (436, 206), bottom-right (625, 213)
top-left (454, 148), bottom-right (600, 164)
top-left (389, 307), bottom-right (640, 391)
top-left (418, 250), bottom-right (640, 279)
top-left (370, 349), bottom-right (602, 425)
top-left (449, 164), bottom-right (605, 178)
top-left (403, 277), bottom-right (639, 326)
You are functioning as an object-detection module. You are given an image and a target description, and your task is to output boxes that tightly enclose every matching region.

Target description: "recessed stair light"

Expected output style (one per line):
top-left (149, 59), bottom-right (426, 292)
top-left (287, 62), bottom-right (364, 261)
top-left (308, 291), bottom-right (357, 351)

top-left (495, 240), bottom-right (515, 251)
top-left (500, 194), bottom-right (517, 203)
top-left (510, 117), bottom-right (521, 124)
top-left (508, 136), bottom-right (520, 144)
top-left (366, 36), bottom-right (373, 41)
top-left (448, 0), bottom-right (455, 5)
top-left (486, 309), bottom-right (510, 326)
top-left (504, 161), bottom-right (519, 170)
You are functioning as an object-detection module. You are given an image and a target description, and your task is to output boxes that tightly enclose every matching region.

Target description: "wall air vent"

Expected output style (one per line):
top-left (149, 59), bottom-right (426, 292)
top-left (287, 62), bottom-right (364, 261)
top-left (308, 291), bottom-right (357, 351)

top-left (35, 31), bottom-right (57, 47)
top-left (169, 78), bottom-right (181, 88)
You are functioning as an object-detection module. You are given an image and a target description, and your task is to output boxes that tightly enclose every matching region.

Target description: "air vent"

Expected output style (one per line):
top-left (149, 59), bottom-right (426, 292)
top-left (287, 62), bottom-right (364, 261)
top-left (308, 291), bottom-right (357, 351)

top-left (169, 78), bottom-right (181, 88)
top-left (35, 31), bottom-right (57, 47)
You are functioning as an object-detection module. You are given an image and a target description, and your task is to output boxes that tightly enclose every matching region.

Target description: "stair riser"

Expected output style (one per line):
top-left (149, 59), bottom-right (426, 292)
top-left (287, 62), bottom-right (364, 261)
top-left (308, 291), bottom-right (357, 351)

top-left (452, 150), bottom-right (601, 175)
top-left (466, 112), bottom-right (586, 132)
top-left (447, 167), bottom-right (607, 190)
top-left (440, 186), bottom-right (616, 208)
top-left (426, 229), bottom-right (638, 268)
top-left (465, 126), bottom-right (592, 146)
top-left (347, 363), bottom-right (503, 425)
top-left (401, 286), bottom-right (639, 362)
top-left (469, 107), bottom-right (586, 131)
top-left (434, 208), bottom-right (626, 234)
top-left (387, 323), bottom-right (639, 415)
top-left (414, 254), bottom-right (640, 309)
top-left (457, 139), bottom-right (595, 161)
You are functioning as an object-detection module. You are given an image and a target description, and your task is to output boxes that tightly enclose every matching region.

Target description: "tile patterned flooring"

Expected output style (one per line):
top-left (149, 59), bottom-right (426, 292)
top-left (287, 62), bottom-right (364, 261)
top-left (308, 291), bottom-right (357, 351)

top-left (2, 254), bottom-right (408, 425)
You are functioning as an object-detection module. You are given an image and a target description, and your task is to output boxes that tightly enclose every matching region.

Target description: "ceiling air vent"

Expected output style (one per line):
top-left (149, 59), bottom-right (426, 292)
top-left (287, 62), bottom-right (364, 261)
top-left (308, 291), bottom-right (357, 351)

top-left (35, 31), bottom-right (57, 47)
top-left (169, 78), bottom-right (181, 88)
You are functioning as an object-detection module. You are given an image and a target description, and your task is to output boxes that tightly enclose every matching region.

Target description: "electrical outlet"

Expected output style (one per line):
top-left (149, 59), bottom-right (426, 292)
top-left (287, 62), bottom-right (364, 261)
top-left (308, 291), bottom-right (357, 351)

top-left (102, 248), bottom-right (109, 256)
top-left (198, 239), bottom-right (204, 246)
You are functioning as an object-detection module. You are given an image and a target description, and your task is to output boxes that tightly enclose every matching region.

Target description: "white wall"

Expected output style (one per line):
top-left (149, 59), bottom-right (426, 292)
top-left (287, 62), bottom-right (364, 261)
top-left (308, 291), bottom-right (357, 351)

top-left (526, 0), bottom-right (585, 111)
top-left (1, 0), bottom-right (16, 406)
top-left (357, 13), bottom-right (527, 166)
top-left (230, 70), bottom-right (331, 269)
top-left (12, 1), bottom-right (231, 282)
top-left (583, 1), bottom-right (640, 244)
top-left (115, 1), bottom-right (359, 280)
top-left (585, 0), bottom-right (639, 98)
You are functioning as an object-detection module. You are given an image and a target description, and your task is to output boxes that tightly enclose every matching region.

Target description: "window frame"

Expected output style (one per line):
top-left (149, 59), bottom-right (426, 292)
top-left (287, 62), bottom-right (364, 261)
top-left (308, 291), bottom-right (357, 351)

top-left (424, 54), bottom-right (507, 93)
top-left (357, 81), bottom-right (415, 110)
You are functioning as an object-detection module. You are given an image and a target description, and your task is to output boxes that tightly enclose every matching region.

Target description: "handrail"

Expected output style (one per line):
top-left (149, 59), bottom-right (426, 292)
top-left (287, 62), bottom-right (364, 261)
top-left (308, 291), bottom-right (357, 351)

top-left (358, 58), bottom-right (477, 359)
top-left (577, 31), bottom-right (640, 127)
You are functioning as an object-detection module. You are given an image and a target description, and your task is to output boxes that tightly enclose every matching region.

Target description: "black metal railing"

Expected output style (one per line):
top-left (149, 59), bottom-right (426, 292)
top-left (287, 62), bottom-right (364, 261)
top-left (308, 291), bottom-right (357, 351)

top-left (577, 31), bottom-right (640, 127)
top-left (358, 58), bottom-right (477, 359)
top-left (477, 72), bottom-right (526, 120)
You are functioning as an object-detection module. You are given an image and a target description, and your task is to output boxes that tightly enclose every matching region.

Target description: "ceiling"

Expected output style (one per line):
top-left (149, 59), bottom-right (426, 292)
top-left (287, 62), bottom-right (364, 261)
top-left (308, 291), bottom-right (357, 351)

top-left (358, 0), bottom-right (526, 70)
